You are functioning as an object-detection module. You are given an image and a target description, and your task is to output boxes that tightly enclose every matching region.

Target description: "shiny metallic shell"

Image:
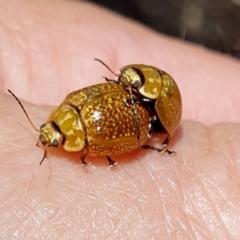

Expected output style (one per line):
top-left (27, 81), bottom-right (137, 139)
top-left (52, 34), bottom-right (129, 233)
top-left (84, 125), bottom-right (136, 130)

top-left (50, 83), bottom-right (151, 156)
top-left (120, 65), bottom-right (182, 136)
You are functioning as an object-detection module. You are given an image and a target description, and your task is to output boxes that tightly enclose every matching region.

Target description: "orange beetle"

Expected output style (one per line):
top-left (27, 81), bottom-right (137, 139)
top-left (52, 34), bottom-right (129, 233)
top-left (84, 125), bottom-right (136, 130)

top-left (9, 83), bottom-right (158, 166)
top-left (95, 59), bottom-right (182, 151)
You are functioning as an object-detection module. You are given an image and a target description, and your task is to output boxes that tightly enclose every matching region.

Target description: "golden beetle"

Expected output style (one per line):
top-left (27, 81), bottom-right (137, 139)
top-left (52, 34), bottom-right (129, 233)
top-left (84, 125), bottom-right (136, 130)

top-left (95, 59), bottom-right (182, 148)
top-left (8, 83), bottom-right (171, 166)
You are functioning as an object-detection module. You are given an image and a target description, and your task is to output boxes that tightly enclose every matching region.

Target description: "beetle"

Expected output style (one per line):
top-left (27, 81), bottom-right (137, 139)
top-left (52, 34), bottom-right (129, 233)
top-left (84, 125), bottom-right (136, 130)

top-left (95, 59), bottom-right (182, 153)
top-left (8, 83), bottom-right (167, 166)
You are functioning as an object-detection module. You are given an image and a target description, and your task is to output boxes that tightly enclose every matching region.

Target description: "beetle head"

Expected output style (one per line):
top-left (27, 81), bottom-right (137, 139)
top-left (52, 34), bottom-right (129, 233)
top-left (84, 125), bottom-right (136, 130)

top-left (118, 67), bottom-right (143, 90)
top-left (37, 122), bottom-right (64, 165)
top-left (38, 122), bottom-right (64, 148)
top-left (7, 89), bottom-right (62, 165)
top-left (94, 58), bottom-right (143, 90)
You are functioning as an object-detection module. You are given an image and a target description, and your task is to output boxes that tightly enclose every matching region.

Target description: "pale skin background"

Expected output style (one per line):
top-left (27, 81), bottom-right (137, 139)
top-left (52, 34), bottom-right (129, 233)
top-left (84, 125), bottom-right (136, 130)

top-left (1, 0), bottom-right (240, 239)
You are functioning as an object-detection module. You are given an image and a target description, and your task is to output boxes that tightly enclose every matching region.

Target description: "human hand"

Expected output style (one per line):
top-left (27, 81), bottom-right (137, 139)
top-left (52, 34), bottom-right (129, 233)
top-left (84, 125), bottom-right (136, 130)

top-left (1, 0), bottom-right (240, 239)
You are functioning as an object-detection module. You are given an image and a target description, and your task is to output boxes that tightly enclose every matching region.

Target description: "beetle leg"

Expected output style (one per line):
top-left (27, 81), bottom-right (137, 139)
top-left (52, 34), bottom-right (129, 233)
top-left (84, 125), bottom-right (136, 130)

top-left (123, 98), bottom-right (141, 139)
top-left (125, 97), bottom-right (152, 105)
top-left (106, 156), bottom-right (118, 167)
top-left (147, 123), bottom-right (152, 139)
top-left (161, 136), bottom-right (176, 155)
top-left (103, 76), bottom-right (118, 84)
top-left (142, 145), bottom-right (165, 154)
top-left (161, 136), bottom-right (170, 147)
top-left (142, 136), bottom-right (176, 156)
top-left (122, 87), bottom-right (141, 140)
top-left (128, 87), bottom-right (140, 140)
top-left (124, 98), bottom-right (140, 105)
top-left (147, 118), bottom-right (154, 138)
top-left (137, 97), bottom-right (152, 103)
top-left (80, 146), bottom-right (89, 166)
top-left (36, 140), bottom-right (41, 147)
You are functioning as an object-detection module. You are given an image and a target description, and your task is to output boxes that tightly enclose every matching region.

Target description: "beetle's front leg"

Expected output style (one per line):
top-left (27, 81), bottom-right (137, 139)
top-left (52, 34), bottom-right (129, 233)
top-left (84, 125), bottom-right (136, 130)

top-left (103, 76), bottom-right (118, 84)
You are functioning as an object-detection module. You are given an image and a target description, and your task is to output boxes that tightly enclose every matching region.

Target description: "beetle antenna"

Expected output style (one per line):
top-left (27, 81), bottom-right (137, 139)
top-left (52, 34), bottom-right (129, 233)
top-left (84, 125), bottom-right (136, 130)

top-left (94, 58), bottom-right (119, 77)
top-left (8, 89), bottom-right (40, 132)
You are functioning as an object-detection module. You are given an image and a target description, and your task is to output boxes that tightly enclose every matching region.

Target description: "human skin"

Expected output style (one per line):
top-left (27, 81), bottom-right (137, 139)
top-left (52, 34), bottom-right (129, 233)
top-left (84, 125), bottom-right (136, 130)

top-left (1, 0), bottom-right (240, 239)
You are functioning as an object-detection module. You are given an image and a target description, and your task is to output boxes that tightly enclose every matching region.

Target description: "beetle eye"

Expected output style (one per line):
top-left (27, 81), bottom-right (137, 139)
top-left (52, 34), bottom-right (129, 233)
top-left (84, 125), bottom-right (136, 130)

top-left (133, 80), bottom-right (141, 88)
top-left (53, 139), bottom-right (58, 148)
top-left (39, 134), bottom-right (47, 145)
top-left (40, 123), bottom-right (46, 129)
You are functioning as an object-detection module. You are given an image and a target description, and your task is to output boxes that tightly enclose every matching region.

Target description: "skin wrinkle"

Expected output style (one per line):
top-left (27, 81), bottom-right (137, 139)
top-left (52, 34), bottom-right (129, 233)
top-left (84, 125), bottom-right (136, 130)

top-left (151, 200), bottom-right (161, 232)
top-left (173, 164), bottom-right (196, 238)
top-left (52, 171), bottom-right (85, 194)
top-left (190, 216), bottom-right (208, 239)
top-left (135, 162), bottom-right (169, 231)
top-left (80, 170), bottom-right (94, 192)
top-left (154, 175), bottom-right (174, 235)
top-left (189, 220), bottom-right (208, 240)
top-left (125, 210), bottom-right (144, 238)
top-left (226, 124), bottom-right (237, 167)
top-left (205, 177), bottom-right (239, 237)
top-left (144, 162), bottom-right (171, 231)
top-left (122, 164), bottom-right (141, 184)
top-left (101, 218), bottom-right (116, 240)
top-left (194, 157), bottom-right (223, 239)
top-left (101, 204), bottom-right (123, 236)
top-left (124, 206), bottom-right (144, 236)
top-left (10, 207), bottom-right (29, 239)
top-left (190, 191), bottom-right (217, 239)
top-left (118, 207), bottom-right (133, 232)
top-left (210, 124), bottom-right (233, 164)
top-left (219, 180), bottom-right (240, 237)
top-left (209, 123), bottom-right (240, 208)
top-left (26, 171), bottom-right (35, 199)
top-left (111, 168), bottom-right (129, 184)
top-left (182, 153), bottom-right (212, 239)
top-left (164, 160), bottom-right (188, 233)
top-left (204, 181), bottom-right (233, 239)
top-left (160, 204), bottom-right (172, 235)
top-left (205, 184), bottom-right (231, 238)
top-left (47, 184), bottom-right (73, 203)
top-left (133, 198), bottom-right (148, 227)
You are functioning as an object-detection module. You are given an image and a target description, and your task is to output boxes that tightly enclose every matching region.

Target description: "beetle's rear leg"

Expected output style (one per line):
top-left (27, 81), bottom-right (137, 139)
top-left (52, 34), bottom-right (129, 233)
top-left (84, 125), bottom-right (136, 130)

top-left (106, 156), bottom-right (118, 167)
top-left (142, 136), bottom-right (176, 156)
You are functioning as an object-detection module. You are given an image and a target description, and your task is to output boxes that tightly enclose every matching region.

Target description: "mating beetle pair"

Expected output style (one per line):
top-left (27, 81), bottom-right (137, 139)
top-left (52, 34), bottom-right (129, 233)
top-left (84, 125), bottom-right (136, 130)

top-left (9, 61), bottom-right (182, 166)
